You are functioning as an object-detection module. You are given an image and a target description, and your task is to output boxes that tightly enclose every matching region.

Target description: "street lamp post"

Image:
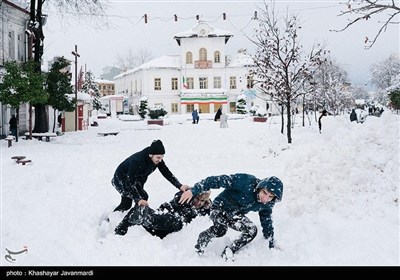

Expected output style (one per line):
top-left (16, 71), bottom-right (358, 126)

top-left (71, 45), bottom-right (80, 131)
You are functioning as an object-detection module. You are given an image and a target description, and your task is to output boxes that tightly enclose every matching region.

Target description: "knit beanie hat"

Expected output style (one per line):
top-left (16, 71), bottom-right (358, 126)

top-left (149, 139), bottom-right (165, 155)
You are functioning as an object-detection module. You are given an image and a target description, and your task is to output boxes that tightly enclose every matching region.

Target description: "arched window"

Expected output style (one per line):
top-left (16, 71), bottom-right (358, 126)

top-left (214, 51), bottom-right (221, 63)
top-left (186, 52), bottom-right (193, 64)
top-left (199, 48), bottom-right (207, 61)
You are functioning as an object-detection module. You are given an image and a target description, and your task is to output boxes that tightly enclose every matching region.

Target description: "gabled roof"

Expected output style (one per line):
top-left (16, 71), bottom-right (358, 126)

top-left (173, 21), bottom-right (233, 45)
top-left (114, 55), bottom-right (181, 79)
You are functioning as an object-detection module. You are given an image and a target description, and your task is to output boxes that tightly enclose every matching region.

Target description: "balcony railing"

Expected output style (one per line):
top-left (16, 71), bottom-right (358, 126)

top-left (194, 60), bottom-right (212, 69)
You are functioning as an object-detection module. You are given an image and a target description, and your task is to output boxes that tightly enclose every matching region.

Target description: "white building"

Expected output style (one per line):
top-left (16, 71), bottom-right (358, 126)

top-left (114, 21), bottom-right (273, 116)
top-left (0, 0), bottom-right (30, 136)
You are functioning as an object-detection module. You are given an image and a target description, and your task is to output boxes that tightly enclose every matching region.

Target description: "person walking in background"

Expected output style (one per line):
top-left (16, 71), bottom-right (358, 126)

top-left (318, 109), bottom-right (327, 134)
top-left (220, 113), bottom-right (228, 128)
top-left (115, 190), bottom-right (212, 237)
top-left (179, 173), bottom-right (283, 261)
top-left (350, 109), bottom-right (358, 123)
top-left (214, 106), bottom-right (222, 121)
top-left (111, 139), bottom-right (190, 213)
top-left (9, 114), bottom-right (18, 142)
top-left (192, 109), bottom-right (199, 124)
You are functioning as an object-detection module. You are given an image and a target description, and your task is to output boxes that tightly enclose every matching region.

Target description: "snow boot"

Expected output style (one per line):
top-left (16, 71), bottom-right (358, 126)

top-left (113, 196), bottom-right (132, 212)
top-left (114, 215), bottom-right (131, 235)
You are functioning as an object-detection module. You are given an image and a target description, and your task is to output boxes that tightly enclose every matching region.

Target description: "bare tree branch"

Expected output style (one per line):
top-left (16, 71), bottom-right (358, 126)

top-left (334, 0), bottom-right (400, 49)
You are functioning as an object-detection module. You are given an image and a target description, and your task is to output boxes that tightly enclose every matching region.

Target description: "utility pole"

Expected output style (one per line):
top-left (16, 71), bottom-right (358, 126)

top-left (71, 45), bottom-right (80, 131)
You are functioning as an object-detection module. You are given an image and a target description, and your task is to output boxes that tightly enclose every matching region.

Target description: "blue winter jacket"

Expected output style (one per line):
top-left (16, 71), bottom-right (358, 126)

top-left (190, 173), bottom-right (282, 241)
top-left (112, 146), bottom-right (182, 202)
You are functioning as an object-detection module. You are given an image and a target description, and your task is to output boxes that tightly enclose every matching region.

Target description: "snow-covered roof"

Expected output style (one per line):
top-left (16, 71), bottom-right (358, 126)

top-left (100, 94), bottom-right (127, 100)
top-left (173, 21), bottom-right (233, 45)
top-left (95, 78), bottom-right (115, 84)
top-left (114, 55), bottom-right (181, 79)
top-left (66, 91), bottom-right (92, 101)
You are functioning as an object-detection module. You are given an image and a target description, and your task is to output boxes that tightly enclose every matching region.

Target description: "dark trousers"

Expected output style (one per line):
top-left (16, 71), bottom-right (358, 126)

top-left (10, 128), bottom-right (18, 142)
top-left (196, 208), bottom-right (257, 254)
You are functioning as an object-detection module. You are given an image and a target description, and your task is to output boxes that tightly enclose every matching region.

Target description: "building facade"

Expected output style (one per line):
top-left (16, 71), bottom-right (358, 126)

top-left (114, 21), bottom-right (272, 116)
top-left (0, 0), bottom-right (30, 137)
top-left (96, 79), bottom-right (115, 97)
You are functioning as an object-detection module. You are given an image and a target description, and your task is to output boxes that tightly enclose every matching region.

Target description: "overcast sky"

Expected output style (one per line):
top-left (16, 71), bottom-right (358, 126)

top-left (42, 0), bottom-right (399, 90)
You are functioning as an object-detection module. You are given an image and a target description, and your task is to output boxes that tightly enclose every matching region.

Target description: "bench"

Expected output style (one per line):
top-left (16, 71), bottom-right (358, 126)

top-left (11, 156), bottom-right (26, 161)
top-left (98, 132), bottom-right (119, 136)
top-left (17, 159), bottom-right (32, 165)
top-left (5, 136), bottom-right (15, 147)
top-left (11, 156), bottom-right (31, 165)
top-left (25, 132), bottom-right (57, 142)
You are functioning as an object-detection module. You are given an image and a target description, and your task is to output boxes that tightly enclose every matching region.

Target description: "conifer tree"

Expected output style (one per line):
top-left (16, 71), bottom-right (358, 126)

top-left (139, 97), bottom-right (148, 119)
top-left (236, 95), bottom-right (247, 114)
top-left (47, 56), bottom-right (75, 132)
top-left (82, 71), bottom-right (102, 110)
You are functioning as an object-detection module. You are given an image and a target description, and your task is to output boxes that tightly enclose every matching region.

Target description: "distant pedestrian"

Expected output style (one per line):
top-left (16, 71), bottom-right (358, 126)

top-left (318, 109), bottom-right (327, 134)
top-left (350, 109), bottom-right (358, 123)
top-left (58, 113), bottom-right (62, 127)
top-left (214, 107), bottom-right (222, 121)
top-left (9, 114), bottom-right (18, 142)
top-left (220, 113), bottom-right (228, 128)
top-left (192, 109), bottom-right (199, 124)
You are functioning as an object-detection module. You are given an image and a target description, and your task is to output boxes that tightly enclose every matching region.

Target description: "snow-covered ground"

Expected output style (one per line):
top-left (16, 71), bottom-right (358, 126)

top-left (1, 111), bottom-right (399, 267)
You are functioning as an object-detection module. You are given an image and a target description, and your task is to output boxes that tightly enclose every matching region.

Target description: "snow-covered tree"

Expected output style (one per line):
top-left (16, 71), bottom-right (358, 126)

top-left (351, 85), bottom-right (370, 100)
top-left (82, 71), bottom-right (102, 110)
top-left (370, 53), bottom-right (400, 104)
top-left (116, 47), bottom-right (153, 71)
top-left (248, 1), bottom-right (324, 143)
top-left (139, 96), bottom-right (148, 119)
top-left (313, 58), bottom-right (351, 115)
top-left (236, 94), bottom-right (247, 114)
top-left (371, 53), bottom-right (400, 89)
top-left (149, 105), bottom-right (167, 119)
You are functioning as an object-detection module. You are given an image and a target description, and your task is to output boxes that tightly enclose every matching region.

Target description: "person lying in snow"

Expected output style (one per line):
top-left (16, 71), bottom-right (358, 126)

top-left (115, 190), bottom-right (212, 238)
top-left (179, 173), bottom-right (283, 261)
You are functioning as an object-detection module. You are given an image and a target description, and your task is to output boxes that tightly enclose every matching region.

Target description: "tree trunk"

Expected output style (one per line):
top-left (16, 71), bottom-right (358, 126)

top-left (52, 109), bottom-right (57, 133)
top-left (33, 104), bottom-right (48, 133)
top-left (286, 102), bottom-right (292, 144)
top-left (30, 0), bottom-right (48, 133)
top-left (280, 104), bottom-right (284, 134)
top-left (302, 94), bottom-right (305, 127)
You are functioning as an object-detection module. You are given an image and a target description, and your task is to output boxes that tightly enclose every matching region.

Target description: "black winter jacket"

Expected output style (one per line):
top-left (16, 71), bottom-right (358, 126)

top-left (112, 146), bottom-right (182, 202)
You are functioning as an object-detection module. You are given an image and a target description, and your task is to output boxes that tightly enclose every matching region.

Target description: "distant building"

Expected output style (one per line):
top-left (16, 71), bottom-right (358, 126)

top-left (95, 79), bottom-right (115, 97)
top-left (114, 21), bottom-right (274, 116)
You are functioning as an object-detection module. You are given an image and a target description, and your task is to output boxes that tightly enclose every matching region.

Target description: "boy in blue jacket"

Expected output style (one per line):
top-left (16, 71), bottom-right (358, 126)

top-left (179, 173), bottom-right (283, 260)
